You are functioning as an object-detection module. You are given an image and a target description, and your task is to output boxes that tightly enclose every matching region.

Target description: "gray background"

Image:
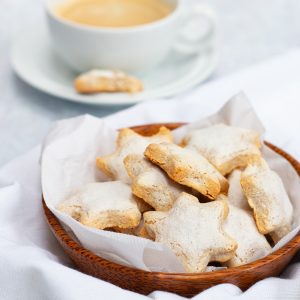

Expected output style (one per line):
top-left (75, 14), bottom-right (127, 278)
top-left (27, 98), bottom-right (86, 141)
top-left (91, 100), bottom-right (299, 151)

top-left (1, 0), bottom-right (300, 166)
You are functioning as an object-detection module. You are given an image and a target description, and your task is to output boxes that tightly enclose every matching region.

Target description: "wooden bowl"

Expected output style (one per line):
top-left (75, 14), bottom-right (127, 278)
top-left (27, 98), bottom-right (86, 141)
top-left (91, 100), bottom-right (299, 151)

top-left (43, 123), bottom-right (300, 297)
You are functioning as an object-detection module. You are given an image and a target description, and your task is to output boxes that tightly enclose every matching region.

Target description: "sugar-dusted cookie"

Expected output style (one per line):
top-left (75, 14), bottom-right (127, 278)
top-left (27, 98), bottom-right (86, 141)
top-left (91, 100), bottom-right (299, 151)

top-left (144, 142), bottom-right (228, 199)
top-left (57, 181), bottom-right (141, 229)
top-left (227, 169), bottom-right (250, 211)
top-left (217, 195), bottom-right (271, 267)
top-left (182, 124), bottom-right (262, 175)
top-left (96, 127), bottom-right (173, 183)
top-left (74, 69), bottom-right (143, 94)
top-left (144, 192), bottom-right (237, 272)
top-left (240, 159), bottom-right (293, 240)
top-left (124, 154), bottom-right (182, 211)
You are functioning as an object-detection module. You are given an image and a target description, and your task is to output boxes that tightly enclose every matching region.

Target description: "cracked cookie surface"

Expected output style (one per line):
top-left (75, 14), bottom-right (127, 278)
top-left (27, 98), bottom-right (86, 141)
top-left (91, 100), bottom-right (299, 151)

top-left (144, 142), bottom-right (228, 199)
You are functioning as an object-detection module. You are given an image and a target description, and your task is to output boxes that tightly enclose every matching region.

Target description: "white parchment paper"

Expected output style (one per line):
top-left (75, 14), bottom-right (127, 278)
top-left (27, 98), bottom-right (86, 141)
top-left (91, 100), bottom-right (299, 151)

top-left (41, 93), bottom-right (300, 272)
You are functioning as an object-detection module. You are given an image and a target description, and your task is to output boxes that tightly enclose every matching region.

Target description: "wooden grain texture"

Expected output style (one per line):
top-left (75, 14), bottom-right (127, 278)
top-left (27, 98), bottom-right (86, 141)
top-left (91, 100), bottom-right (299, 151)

top-left (42, 123), bottom-right (300, 297)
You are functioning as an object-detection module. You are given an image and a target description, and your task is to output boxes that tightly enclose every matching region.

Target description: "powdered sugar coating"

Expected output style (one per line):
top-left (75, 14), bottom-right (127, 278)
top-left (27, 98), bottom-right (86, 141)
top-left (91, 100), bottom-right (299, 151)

top-left (124, 154), bottom-right (182, 211)
top-left (96, 127), bottom-right (173, 183)
top-left (183, 124), bottom-right (261, 175)
top-left (241, 159), bottom-right (293, 237)
top-left (219, 195), bottom-right (271, 267)
top-left (74, 69), bottom-right (143, 94)
top-left (57, 181), bottom-right (141, 229)
top-left (144, 193), bottom-right (237, 272)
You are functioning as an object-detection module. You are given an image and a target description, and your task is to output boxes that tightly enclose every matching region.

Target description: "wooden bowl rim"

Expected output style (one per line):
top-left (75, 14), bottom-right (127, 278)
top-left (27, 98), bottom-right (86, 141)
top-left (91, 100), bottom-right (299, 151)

top-left (43, 122), bottom-right (300, 278)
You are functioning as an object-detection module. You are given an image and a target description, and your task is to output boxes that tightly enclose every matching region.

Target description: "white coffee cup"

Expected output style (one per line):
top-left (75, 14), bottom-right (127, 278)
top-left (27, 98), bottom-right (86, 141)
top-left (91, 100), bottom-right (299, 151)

top-left (46, 0), bottom-right (216, 73)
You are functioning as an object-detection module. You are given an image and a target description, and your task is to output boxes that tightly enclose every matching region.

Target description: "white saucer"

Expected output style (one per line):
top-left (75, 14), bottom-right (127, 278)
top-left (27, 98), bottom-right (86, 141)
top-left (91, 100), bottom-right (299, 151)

top-left (12, 25), bottom-right (218, 106)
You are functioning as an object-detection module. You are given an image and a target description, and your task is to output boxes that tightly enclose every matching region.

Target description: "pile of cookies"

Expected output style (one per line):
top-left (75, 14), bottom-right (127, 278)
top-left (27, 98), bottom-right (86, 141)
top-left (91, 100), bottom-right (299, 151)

top-left (58, 124), bottom-right (294, 273)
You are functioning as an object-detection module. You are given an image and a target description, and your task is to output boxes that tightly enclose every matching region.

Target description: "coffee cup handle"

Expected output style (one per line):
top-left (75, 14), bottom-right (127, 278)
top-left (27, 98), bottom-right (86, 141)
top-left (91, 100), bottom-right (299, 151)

top-left (173, 4), bottom-right (217, 55)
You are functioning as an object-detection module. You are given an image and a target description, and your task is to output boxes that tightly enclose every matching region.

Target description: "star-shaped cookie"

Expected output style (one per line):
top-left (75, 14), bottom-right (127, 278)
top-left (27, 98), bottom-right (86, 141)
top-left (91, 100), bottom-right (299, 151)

top-left (240, 158), bottom-right (293, 242)
top-left (124, 154), bottom-right (182, 211)
top-left (218, 195), bottom-right (271, 267)
top-left (144, 192), bottom-right (237, 272)
top-left (96, 127), bottom-right (173, 183)
top-left (57, 181), bottom-right (141, 229)
top-left (182, 124), bottom-right (262, 175)
top-left (144, 142), bottom-right (228, 199)
top-left (74, 69), bottom-right (143, 94)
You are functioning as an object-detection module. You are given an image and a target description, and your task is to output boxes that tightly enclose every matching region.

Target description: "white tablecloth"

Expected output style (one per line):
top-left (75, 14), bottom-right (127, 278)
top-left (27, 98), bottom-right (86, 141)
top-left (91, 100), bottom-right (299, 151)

top-left (1, 49), bottom-right (300, 299)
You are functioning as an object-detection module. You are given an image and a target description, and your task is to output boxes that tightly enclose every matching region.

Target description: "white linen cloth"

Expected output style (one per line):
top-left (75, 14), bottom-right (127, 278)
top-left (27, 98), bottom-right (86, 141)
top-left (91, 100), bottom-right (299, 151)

top-left (1, 49), bottom-right (300, 299)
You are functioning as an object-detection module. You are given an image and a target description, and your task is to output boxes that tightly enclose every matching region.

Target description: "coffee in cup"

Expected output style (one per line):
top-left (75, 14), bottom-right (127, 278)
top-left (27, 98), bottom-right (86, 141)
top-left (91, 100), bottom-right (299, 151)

top-left (54, 0), bottom-right (173, 28)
